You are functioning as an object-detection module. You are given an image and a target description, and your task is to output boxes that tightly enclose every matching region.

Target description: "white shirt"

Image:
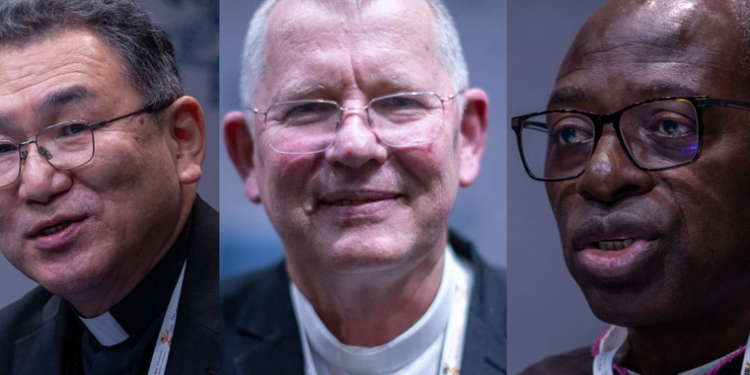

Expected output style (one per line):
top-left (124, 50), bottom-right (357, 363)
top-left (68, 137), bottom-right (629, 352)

top-left (290, 245), bottom-right (474, 375)
top-left (78, 312), bottom-right (129, 347)
top-left (599, 325), bottom-right (744, 375)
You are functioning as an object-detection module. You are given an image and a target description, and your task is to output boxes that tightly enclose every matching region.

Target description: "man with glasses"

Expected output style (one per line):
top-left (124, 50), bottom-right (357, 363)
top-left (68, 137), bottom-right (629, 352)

top-left (0, 0), bottom-right (218, 374)
top-left (515, 0), bottom-right (750, 374)
top-left (221, 0), bottom-right (505, 374)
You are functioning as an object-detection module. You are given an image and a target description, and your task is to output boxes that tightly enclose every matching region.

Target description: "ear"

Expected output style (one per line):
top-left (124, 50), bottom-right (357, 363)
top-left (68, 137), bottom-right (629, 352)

top-left (458, 88), bottom-right (489, 187)
top-left (165, 96), bottom-right (206, 185)
top-left (224, 111), bottom-right (261, 203)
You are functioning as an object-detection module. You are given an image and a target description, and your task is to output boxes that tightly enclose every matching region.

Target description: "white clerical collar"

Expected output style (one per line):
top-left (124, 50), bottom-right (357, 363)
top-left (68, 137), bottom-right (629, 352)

top-left (78, 311), bottom-right (130, 347)
top-left (600, 325), bottom-right (742, 375)
top-left (290, 245), bottom-right (464, 374)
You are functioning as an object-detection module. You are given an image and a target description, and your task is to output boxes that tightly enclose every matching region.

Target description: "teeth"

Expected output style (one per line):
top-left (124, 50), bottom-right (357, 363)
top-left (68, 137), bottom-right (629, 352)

top-left (596, 238), bottom-right (634, 251)
top-left (39, 221), bottom-right (71, 236)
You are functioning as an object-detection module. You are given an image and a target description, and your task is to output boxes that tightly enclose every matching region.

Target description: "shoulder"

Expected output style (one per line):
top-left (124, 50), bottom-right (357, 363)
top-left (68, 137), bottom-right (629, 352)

top-left (190, 195), bottom-right (219, 240)
top-left (518, 346), bottom-right (593, 375)
top-left (0, 286), bottom-right (55, 346)
top-left (449, 229), bottom-right (507, 316)
top-left (220, 262), bottom-right (289, 327)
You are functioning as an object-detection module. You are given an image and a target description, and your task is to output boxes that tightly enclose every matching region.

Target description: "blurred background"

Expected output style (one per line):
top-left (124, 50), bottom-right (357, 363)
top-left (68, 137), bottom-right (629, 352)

top-left (220, 0), bottom-right (508, 278)
top-left (0, 0), bottom-right (219, 309)
top-left (506, 1), bottom-right (609, 373)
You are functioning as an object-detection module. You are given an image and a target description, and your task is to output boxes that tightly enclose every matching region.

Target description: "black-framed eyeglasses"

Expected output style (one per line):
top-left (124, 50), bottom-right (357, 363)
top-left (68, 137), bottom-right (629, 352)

top-left (252, 91), bottom-right (459, 154)
top-left (511, 96), bottom-right (750, 181)
top-left (0, 100), bottom-right (173, 188)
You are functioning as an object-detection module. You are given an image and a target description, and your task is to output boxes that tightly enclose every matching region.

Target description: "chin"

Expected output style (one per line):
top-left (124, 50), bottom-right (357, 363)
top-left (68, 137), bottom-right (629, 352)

top-left (323, 234), bottom-right (421, 274)
top-left (32, 257), bottom-right (112, 297)
top-left (580, 281), bottom-right (681, 328)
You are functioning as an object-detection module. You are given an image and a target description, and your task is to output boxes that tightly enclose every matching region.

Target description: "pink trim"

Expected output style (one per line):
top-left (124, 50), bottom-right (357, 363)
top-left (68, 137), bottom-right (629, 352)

top-left (705, 347), bottom-right (745, 375)
top-left (591, 326), bottom-right (613, 357)
top-left (591, 326), bottom-right (745, 375)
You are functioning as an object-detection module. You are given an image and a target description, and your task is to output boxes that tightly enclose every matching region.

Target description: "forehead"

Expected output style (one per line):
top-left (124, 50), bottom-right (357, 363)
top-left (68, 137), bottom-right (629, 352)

top-left (552, 0), bottom-right (744, 112)
top-left (260, 0), bottom-right (444, 102)
top-left (0, 29), bottom-right (130, 110)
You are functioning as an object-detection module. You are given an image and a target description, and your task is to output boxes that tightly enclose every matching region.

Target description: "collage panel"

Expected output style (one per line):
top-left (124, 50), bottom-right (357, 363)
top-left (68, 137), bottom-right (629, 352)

top-left (508, 3), bottom-right (608, 373)
top-left (0, 0), bottom-right (219, 374)
top-left (508, 1), bottom-right (750, 375)
top-left (219, 0), bottom-right (507, 374)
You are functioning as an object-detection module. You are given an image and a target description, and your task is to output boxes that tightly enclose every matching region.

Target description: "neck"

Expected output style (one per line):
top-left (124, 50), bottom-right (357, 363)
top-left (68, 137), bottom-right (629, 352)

top-left (66, 193), bottom-right (195, 318)
top-left (289, 232), bottom-right (447, 347)
top-left (624, 302), bottom-right (750, 375)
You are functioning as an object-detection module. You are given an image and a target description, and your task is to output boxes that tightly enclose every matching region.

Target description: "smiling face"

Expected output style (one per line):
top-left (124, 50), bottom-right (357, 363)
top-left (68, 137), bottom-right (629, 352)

top-left (0, 29), bottom-right (186, 299)
top-left (547, 0), bottom-right (750, 327)
top-left (246, 0), bottom-right (468, 274)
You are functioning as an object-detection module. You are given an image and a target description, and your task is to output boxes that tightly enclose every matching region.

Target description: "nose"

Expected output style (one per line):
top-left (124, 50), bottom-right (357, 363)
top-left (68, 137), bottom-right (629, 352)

top-left (324, 110), bottom-right (387, 169)
top-left (18, 145), bottom-right (73, 203)
top-left (575, 126), bottom-right (654, 203)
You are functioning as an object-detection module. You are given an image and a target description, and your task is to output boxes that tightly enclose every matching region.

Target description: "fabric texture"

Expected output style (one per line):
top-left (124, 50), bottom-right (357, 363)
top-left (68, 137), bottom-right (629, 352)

top-left (220, 230), bottom-right (507, 375)
top-left (0, 196), bottom-right (219, 375)
top-left (519, 344), bottom-right (744, 375)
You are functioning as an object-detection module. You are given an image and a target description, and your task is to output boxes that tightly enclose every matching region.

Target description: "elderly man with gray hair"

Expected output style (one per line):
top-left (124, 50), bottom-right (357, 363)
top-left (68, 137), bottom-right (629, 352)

top-left (221, 0), bottom-right (506, 374)
top-left (0, 0), bottom-right (218, 374)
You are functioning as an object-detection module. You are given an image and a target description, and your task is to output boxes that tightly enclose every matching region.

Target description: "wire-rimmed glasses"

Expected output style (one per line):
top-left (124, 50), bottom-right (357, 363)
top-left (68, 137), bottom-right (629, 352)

top-left (0, 100), bottom-right (173, 188)
top-left (511, 97), bottom-right (750, 181)
top-left (252, 91), bottom-right (459, 154)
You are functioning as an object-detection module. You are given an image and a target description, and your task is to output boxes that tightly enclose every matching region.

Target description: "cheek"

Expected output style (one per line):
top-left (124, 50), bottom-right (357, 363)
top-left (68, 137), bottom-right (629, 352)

top-left (392, 142), bottom-right (459, 205)
top-left (259, 153), bottom-right (319, 216)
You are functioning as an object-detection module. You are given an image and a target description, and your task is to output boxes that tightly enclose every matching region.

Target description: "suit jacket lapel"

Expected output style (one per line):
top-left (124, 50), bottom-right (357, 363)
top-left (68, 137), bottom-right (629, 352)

top-left (232, 263), bottom-right (304, 375)
top-left (13, 295), bottom-right (68, 375)
top-left (450, 230), bottom-right (508, 375)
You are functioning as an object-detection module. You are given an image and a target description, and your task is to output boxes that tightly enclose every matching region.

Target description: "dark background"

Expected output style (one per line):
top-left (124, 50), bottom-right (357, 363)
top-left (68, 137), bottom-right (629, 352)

top-left (0, 0), bottom-right (219, 309)
top-left (506, 1), bottom-right (609, 373)
top-left (219, 0), bottom-right (509, 278)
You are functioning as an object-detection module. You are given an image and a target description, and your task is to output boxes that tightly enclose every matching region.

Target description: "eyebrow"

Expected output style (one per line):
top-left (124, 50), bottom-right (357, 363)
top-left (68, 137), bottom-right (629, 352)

top-left (0, 86), bottom-right (96, 136)
top-left (37, 85), bottom-right (95, 115)
top-left (547, 86), bottom-right (593, 109)
top-left (548, 81), bottom-right (703, 110)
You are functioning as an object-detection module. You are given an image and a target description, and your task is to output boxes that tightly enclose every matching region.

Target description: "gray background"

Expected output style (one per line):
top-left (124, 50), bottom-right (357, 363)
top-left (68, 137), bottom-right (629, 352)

top-left (506, 1), bottom-right (609, 374)
top-left (220, 0), bottom-right (508, 278)
top-left (0, 0), bottom-right (220, 310)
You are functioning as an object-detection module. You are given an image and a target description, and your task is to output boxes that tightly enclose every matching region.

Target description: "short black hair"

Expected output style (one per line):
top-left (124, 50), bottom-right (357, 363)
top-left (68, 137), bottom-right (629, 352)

top-left (0, 0), bottom-right (183, 111)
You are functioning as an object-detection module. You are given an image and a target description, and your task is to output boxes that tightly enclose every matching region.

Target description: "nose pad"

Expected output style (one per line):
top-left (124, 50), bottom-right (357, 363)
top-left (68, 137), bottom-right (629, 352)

top-left (38, 146), bottom-right (53, 160)
top-left (20, 149), bottom-right (28, 163)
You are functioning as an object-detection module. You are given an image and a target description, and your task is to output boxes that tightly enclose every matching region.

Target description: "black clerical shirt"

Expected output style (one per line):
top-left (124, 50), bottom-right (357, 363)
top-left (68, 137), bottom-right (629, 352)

top-left (69, 213), bottom-right (191, 375)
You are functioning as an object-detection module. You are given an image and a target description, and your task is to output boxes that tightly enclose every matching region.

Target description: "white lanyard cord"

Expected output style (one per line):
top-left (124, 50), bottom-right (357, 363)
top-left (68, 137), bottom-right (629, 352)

top-left (147, 261), bottom-right (187, 375)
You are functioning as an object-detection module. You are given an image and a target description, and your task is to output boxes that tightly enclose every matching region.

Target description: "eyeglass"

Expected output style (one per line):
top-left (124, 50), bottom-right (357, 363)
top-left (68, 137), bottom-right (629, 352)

top-left (0, 100), bottom-right (173, 188)
top-left (512, 97), bottom-right (750, 181)
top-left (252, 92), bottom-right (459, 154)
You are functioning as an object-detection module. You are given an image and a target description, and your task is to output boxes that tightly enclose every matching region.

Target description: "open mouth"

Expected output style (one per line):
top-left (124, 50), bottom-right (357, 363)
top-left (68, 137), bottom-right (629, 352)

top-left (593, 238), bottom-right (635, 251)
top-left (38, 221), bottom-right (73, 237)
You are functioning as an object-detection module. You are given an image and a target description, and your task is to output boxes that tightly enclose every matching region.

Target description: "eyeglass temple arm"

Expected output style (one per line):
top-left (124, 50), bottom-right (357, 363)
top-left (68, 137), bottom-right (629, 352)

top-left (89, 99), bottom-right (175, 130)
top-left (697, 98), bottom-right (750, 112)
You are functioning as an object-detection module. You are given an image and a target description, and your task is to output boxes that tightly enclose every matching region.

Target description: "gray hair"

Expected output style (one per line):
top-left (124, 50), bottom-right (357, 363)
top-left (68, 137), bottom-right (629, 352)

top-left (240, 0), bottom-right (469, 120)
top-left (0, 0), bottom-right (183, 115)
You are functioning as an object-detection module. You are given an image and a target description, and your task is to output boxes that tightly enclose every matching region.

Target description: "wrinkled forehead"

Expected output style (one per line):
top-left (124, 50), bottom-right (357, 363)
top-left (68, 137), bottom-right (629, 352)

top-left (266, 0), bottom-right (437, 52)
top-left (553, 0), bottom-right (745, 111)
top-left (261, 0), bottom-right (442, 92)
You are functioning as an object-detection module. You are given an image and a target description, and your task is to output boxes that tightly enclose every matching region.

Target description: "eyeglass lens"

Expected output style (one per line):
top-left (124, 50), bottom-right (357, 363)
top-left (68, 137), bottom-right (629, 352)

top-left (265, 93), bottom-right (446, 154)
top-left (0, 121), bottom-right (95, 187)
top-left (519, 99), bottom-right (700, 180)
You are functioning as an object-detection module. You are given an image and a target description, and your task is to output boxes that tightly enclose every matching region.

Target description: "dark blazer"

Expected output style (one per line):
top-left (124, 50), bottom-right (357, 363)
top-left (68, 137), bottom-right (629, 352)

top-left (519, 344), bottom-right (744, 375)
top-left (0, 197), bottom-right (219, 375)
top-left (221, 230), bottom-right (507, 375)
